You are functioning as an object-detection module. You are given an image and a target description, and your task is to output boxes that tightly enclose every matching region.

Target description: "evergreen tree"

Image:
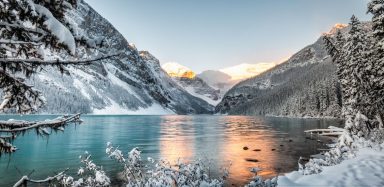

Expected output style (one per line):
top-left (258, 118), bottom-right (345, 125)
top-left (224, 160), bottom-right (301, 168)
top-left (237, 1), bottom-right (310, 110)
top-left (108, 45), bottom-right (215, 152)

top-left (0, 0), bottom-right (117, 155)
top-left (343, 16), bottom-right (373, 135)
top-left (324, 8), bottom-right (384, 139)
top-left (367, 0), bottom-right (384, 128)
top-left (0, 0), bottom-right (114, 113)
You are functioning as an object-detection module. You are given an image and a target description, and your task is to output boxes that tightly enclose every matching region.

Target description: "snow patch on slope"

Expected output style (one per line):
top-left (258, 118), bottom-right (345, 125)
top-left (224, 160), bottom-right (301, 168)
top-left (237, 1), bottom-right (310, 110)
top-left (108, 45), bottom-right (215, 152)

top-left (73, 79), bottom-right (91, 100)
top-left (37, 74), bottom-right (69, 92)
top-left (184, 86), bottom-right (220, 106)
top-left (105, 64), bottom-right (145, 103)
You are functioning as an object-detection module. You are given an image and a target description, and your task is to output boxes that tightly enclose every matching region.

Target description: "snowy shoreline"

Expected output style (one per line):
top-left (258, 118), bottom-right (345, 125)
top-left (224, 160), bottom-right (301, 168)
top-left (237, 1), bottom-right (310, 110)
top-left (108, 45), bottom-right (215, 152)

top-left (278, 147), bottom-right (384, 186)
top-left (265, 114), bottom-right (342, 120)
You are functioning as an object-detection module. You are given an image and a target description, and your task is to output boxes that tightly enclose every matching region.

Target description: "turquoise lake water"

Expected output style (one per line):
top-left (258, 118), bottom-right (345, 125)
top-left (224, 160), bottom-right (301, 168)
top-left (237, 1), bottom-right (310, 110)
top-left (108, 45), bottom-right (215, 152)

top-left (0, 115), bottom-right (343, 186)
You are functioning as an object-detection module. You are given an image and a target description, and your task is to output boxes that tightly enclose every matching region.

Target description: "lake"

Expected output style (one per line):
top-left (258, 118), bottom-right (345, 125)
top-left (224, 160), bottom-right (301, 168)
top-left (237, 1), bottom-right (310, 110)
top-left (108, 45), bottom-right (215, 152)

top-left (0, 115), bottom-right (343, 186)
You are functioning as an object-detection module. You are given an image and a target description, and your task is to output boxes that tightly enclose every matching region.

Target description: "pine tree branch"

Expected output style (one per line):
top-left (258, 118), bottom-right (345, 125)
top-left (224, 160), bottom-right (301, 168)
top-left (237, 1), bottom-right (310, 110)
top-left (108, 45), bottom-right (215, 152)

top-left (0, 135), bottom-right (15, 139)
top-left (0, 39), bottom-right (42, 46)
top-left (0, 22), bottom-right (47, 36)
top-left (323, 35), bottom-right (340, 54)
top-left (0, 113), bottom-right (81, 133)
top-left (0, 69), bottom-right (42, 113)
top-left (0, 53), bottom-right (121, 66)
top-left (0, 120), bottom-right (37, 129)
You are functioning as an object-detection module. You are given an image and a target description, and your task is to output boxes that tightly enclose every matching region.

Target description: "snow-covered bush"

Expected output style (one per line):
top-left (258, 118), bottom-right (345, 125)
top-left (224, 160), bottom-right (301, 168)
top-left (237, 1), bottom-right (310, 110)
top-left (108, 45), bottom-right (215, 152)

top-left (105, 142), bottom-right (227, 186)
top-left (15, 142), bottom-right (235, 186)
top-left (245, 177), bottom-right (277, 187)
top-left (58, 151), bottom-right (111, 187)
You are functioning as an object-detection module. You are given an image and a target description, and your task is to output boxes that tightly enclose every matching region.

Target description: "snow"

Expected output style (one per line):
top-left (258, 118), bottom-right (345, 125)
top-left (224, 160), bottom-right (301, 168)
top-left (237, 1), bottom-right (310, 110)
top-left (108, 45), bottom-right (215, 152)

top-left (37, 74), bottom-right (69, 92)
top-left (184, 86), bottom-right (221, 106)
top-left (73, 79), bottom-right (91, 100)
top-left (34, 4), bottom-right (76, 55)
top-left (92, 99), bottom-right (174, 115)
top-left (105, 64), bottom-right (145, 103)
top-left (69, 67), bottom-right (96, 81)
top-left (278, 148), bottom-right (384, 187)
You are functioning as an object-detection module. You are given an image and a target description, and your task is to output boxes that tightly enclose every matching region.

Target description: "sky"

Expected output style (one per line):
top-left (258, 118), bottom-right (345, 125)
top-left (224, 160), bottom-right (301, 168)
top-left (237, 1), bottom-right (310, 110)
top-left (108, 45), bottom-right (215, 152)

top-left (86, 0), bottom-right (371, 73)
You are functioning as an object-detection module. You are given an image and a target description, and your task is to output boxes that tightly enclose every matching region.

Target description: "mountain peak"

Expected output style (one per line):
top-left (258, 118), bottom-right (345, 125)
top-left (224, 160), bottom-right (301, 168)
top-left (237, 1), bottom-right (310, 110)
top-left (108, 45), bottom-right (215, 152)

top-left (162, 62), bottom-right (196, 79)
top-left (327, 23), bottom-right (348, 35)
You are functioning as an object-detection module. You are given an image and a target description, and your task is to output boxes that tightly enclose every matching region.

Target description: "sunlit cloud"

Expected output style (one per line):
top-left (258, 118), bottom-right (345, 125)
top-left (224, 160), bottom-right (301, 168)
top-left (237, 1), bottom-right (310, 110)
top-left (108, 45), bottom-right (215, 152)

top-left (219, 56), bottom-right (290, 81)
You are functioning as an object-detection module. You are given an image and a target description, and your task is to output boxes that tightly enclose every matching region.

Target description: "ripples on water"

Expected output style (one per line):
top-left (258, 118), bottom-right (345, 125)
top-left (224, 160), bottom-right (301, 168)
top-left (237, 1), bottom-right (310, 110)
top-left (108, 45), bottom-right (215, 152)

top-left (0, 115), bottom-right (343, 186)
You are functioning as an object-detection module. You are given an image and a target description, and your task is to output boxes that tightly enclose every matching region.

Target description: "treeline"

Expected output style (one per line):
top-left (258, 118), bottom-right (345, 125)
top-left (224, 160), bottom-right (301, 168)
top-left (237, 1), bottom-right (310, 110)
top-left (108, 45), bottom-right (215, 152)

top-left (323, 1), bottom-right (384, 138)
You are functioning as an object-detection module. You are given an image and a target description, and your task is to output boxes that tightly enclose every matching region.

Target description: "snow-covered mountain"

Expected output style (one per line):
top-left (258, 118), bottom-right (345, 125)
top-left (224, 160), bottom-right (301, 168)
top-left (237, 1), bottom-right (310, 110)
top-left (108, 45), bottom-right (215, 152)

top-left (196, 62), bottom-right (280, 96)
top-left (196, 70), bottom-right (235, 95)
top-left (28, 0), bottom-right (214, 115)
top-left (171, 77), bottom-right (221, 105)
top-left (161, 63), bottom-right (221, 105)
top-left (215, 24), bottom-right (356, 117)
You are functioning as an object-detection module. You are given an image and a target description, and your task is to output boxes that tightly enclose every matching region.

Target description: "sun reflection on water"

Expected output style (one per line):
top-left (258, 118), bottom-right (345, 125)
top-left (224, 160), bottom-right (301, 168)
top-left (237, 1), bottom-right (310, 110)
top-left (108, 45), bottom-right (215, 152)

top-left (159, 116), bottom-right (195, 163)
top-left (218, 116), bottom-right (280, 185)
top-left (157, 115), bottom-right (288, 185)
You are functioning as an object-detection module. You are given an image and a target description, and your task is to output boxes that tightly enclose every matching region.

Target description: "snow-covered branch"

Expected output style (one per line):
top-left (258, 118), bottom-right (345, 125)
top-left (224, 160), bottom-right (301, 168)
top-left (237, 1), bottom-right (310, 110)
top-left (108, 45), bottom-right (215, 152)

top-left (0, 114), bottom-right (82, 156)
top-left (0, 53), bottom-right (121, 66)
top-left (13, 168), bottom-right (69, 187)
top-left (0, 113), bottom-right (81, 133)
top-left (0, 22), bottom-right (48, 36)
top-left (0, 69), bottom-right (44, 114)
top-left (0, 39), bottom-right (42, 46)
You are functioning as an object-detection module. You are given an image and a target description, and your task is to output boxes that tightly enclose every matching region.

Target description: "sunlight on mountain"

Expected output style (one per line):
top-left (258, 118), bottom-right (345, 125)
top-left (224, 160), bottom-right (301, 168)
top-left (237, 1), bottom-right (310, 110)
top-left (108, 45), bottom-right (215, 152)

top-left (326, 23), bottom-right (348, 35)
top-left (162, 62), bottom-right (196, 78)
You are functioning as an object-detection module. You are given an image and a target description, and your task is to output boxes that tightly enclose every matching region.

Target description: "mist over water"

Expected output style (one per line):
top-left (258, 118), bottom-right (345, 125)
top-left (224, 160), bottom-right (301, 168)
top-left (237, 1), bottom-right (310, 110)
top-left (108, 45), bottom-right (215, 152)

top-left (0, 115), bottom-right (343, 186)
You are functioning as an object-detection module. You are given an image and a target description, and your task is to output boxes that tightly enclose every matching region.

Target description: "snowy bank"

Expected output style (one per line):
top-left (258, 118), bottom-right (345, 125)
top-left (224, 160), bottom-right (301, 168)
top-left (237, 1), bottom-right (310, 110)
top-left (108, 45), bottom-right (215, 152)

top-left (278, 148), bottom-right (384, 187)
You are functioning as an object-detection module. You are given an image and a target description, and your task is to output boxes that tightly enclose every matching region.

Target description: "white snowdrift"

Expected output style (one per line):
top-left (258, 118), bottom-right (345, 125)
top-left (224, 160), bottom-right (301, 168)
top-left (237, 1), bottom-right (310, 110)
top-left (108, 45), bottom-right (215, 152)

top-left (278, 148), bottom-right (384, 187)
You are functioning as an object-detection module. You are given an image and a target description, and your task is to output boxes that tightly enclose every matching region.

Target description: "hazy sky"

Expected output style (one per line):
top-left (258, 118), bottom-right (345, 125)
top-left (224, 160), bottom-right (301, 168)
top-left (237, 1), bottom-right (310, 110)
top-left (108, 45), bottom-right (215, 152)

top-left (86, 0), bottom-right (371, 73)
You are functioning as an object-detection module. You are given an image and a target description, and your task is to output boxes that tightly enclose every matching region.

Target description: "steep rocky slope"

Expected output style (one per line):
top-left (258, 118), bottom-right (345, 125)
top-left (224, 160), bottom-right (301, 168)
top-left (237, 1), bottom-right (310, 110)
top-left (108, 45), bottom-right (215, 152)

top-left (28, 0), bottom-right (214, 114)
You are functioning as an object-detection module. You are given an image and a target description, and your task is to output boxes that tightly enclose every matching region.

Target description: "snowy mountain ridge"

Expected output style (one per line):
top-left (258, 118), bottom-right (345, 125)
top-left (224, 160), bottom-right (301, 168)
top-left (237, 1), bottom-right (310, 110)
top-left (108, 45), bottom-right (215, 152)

top-left (215, 24), bottom-right (358, 117)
